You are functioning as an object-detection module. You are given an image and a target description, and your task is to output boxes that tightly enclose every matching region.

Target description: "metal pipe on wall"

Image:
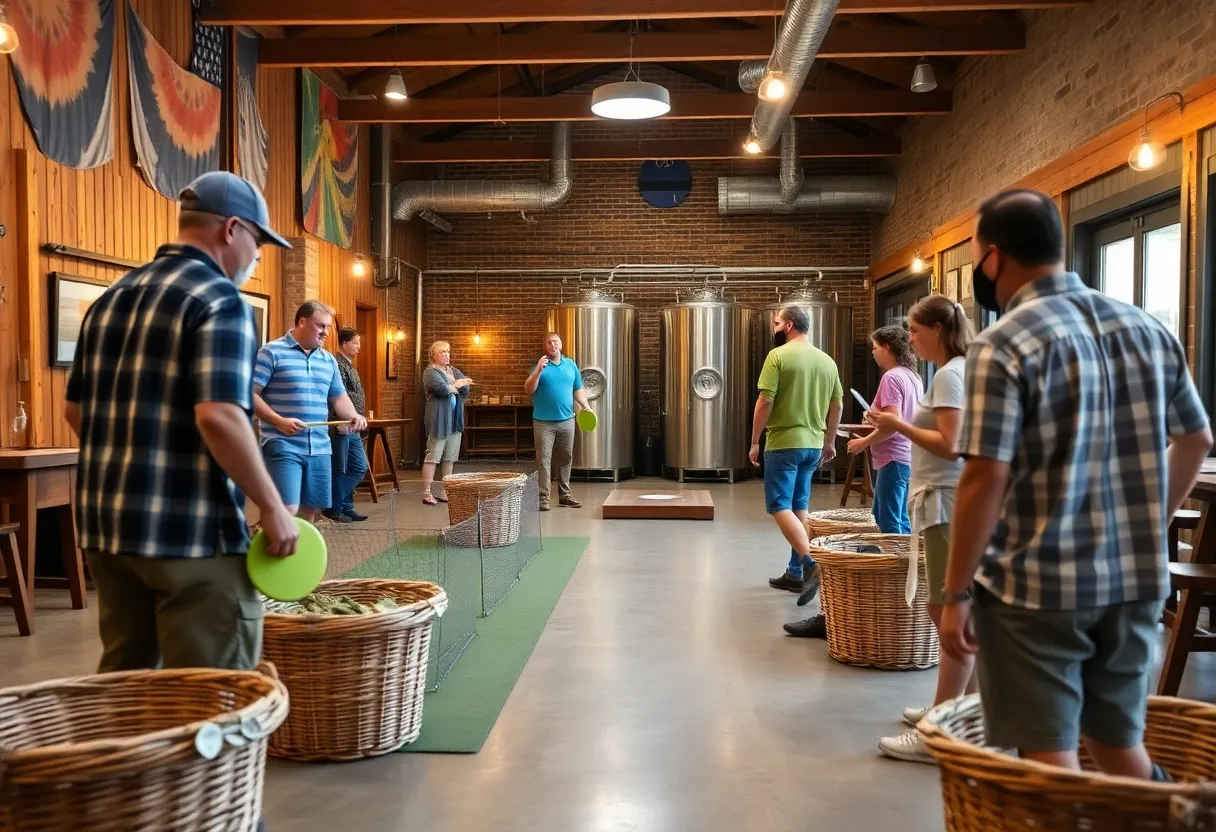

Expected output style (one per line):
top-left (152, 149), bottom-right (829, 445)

top-left (422, 265), bottom-right (866, 279)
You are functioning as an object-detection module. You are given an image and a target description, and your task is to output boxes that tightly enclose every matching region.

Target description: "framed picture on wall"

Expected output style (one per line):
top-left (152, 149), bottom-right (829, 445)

top-left (50, 272), bottom-right (110, 367)
top-left (960, 263), bottom-right (973, 300)
top-left (386, 340), bottom-right (399, 380)
top-left (240, 290), bottom-right (271, 348)
top-left (944, 268), bottom-right (959, 301)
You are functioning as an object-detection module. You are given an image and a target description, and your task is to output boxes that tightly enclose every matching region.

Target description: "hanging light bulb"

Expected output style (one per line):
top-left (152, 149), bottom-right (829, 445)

top-left (0, 20), bottom-right (18, 55)
top-left (472, 331), bottom-right (482, 345)
top-left (1128, 91), bottom-right (1183, 172)
top-left (351, 254), bottom-right (366, 277)
top-left (911, 249), bottom-right (925, 274)
top-left (383, 69), bottom-right (408, 101)
top-left (743, 135), bottom-right (763, 155)
top-left (910, 59), bottom-right (937, 93)
top-left (758, 71), bottom-right (788, 102)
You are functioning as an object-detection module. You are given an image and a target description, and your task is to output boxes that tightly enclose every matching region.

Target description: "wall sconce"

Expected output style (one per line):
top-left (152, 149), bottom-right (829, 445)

top-left (395, 327), bottom-right (406, 341)
top-left (911, 248), bottom-right (925, 274)
top-left (351, 254), bottom-right (367, 278)
top-left (1128, 92), bottom-right (1184, 172)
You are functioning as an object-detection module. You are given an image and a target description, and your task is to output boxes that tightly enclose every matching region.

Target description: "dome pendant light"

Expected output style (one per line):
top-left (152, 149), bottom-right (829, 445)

top-left (1128, 91), bottom-right (1183, 172)
top-left (591, 22), bottom-right (670, 121)
top-left (910, 59), bottom-right (937, 93)
top-left (384, 69), bottom-right (408, 101)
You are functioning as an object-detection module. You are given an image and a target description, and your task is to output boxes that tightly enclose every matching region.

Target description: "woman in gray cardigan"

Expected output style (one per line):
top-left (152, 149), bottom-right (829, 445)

top-left (422, 340), bottom-right (473, 505)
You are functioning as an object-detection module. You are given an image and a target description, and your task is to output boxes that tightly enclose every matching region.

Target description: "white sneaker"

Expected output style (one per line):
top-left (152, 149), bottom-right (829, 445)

top-left (901, 705), bottom-right (930, 727)
top-left (878, 729), bottom-right (937, 765)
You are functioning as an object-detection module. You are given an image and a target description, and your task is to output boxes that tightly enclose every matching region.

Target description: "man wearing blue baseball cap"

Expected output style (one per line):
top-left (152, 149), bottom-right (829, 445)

top-left (64, 171), bottom-right (299, 677)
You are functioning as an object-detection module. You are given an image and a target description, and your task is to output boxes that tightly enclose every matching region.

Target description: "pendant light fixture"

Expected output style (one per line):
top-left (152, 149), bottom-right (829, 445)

top-left (911, 249), bottom-right (925, 274)
top-left (591, 22), bottom-right (670, 120)
top-left (351, 254), bottom-right (367, 277)
top-left (384, 69), bottom-right (408, 101)
top-left (757, 70), bottom-right (788, 102)
top-left (743, 135), bottom-right (763, 155)
top-left (0, 3), bottom-right (18, 55)
top-left (1128, 91), bottom-right (1183, 172)
top-left (910, 58), bottom-right (937, 93)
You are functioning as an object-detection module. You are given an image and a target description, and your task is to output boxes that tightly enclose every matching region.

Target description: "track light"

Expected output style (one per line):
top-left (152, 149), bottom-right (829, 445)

top-left (1128, 92), bottom-right (1183, 171)
top-left (384, 69), bottom-right (408, 101)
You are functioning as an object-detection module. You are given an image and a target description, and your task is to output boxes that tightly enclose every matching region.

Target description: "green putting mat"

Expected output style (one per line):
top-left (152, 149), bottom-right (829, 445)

top-left (401, 536), bottom-right (589, 753)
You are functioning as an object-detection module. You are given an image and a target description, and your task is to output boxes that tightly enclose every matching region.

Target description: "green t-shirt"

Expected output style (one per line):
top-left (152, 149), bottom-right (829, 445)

top-left (757, 341), bottom-right (843, 450)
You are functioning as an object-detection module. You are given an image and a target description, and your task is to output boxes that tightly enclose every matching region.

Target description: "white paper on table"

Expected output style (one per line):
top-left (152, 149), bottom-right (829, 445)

top-left (1202, 458), bottom-right (1216, 474)
top-left (850, 388), bottom-right (872, 413)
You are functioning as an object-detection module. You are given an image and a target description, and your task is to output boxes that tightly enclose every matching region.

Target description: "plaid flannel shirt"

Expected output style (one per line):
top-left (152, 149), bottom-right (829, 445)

top-left (66, 245), bottom-right (258, 558)
top-left (957, 272), bottom-right (1209, 610)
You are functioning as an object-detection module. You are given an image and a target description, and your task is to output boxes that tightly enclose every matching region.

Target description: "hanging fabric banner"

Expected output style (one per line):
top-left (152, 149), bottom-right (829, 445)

top-left (7, 0), bottom-right (116, 170)
top-left (301, 69), bottom-right (358, 248)
top-left (126, 5), bottom-right (221, 199)
top-left (236, 29), bottom-right (269, 193)
top-left (189, 0), bottom-right (226, 89)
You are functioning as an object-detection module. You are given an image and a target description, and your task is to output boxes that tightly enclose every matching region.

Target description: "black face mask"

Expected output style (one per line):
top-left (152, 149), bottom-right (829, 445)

top-left (972, 250), bottom-right (1001, 313)
top-left (772, 329), bottom-right (788, 348)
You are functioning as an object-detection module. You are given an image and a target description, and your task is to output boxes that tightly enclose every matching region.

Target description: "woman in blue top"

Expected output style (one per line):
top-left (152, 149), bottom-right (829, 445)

top-left (422, 340), bottom-right (472, 506)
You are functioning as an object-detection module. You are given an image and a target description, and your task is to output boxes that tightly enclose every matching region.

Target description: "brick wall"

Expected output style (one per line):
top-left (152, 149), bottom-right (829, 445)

top-left (874, 0), bottom-right (1216, 262)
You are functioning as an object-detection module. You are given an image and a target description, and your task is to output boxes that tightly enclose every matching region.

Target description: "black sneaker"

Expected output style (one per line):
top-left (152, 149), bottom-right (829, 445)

top-left (343, 509), bottom-right (369, 522)
top-left (796, 563), bottom-right (821, 606)
top-left (784, 614), bottom-right (827, 638)
top-left (322, 510), bottom-right (352, 524)
top-left (769, 570), bottom-right (805, 592)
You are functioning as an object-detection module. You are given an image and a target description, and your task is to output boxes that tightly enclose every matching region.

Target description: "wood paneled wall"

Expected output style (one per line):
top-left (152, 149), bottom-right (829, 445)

top-left (0, 0), bottom-right (426, 450)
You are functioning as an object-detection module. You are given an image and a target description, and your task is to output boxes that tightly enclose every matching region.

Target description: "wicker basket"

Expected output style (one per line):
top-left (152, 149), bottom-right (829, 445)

top-left (263, 579), bottom-right (447, 762)
top-left (0, 667), bottom-right (288, 832)
top-left (443, 471), bottom-right (527, 547)
top-left (805, 507), bottom-right (880, 539)
top-left (921, 694), bottom-right (1216, 831)
top-left (810, 533), bottom-right (939, 670)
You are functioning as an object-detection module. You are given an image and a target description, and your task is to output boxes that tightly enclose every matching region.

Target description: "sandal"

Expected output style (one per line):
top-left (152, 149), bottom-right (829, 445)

top-left (435, 494), bottom-right (449, 503)
top-left (422, 493), bottom-right (438, 506)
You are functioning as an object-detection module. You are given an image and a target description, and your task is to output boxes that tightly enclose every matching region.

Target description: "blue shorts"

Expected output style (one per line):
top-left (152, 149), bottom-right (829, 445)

top-left (262, 441), bottom-right (332, 510)
top-left (763, 447), bottom-right (822, 514)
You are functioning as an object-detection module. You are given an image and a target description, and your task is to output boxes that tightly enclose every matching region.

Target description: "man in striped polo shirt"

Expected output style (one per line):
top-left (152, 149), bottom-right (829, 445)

top-left (252, 301), bottom-right (367, 523)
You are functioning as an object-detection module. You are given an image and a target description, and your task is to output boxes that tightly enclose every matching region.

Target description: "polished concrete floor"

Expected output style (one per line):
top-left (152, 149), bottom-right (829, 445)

top-left (4, 476), bottom-right (1215, 832)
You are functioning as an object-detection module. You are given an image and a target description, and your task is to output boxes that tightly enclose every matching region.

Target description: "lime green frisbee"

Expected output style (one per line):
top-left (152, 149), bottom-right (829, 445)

top-left (247, 518), bottom-right (328, 601)
top-left (576, 409), bottom-right (598, 432)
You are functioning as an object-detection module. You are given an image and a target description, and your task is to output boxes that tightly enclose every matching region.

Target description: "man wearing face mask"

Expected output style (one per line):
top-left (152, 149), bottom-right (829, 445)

top-left (750, 306), bottom-right (843, 637)
top-left (63, 171), bottom-right (300, 675)
top-left (942, 188), bottom-right (1212, 779)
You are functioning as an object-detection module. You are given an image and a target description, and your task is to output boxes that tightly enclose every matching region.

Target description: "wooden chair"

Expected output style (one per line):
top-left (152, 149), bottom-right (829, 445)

top-left (1166, 509), bottom-right (1207, 619)
top-left (839, 449), bottom-right (873, 508)
top-left (0, 522), bottom-right (33, 636)
top-left (1158, 562), bottom-right (1216, 696)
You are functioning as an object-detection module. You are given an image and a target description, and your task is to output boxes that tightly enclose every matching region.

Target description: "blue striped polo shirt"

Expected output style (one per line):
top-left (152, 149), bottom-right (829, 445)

top-left (253, 332), bottom-right (345, 456)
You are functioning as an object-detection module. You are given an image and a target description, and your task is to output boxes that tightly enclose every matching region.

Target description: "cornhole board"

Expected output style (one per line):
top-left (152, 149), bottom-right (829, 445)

top-left (602, 490), bottom-right (714, 520)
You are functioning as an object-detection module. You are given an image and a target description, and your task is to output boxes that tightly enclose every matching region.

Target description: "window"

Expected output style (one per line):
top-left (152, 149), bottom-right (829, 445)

top-left (1091, 202), bottom-right (1183, 338)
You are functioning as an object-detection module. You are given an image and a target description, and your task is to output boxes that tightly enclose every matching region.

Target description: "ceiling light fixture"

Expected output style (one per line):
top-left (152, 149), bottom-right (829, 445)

top-left (352, 254), bottom-right (367, 277)
top-left (758, 70), bottom-right (788, 102)
top-left (384, 69), bottom-right (408, 101)
top-left (910, 58), bottom-right (937, 93)
top-left (591, 22), bottom-right (670, 120)
top-left (1128, 91), bottom-right (1183, 172)
top-left (911, 248), bottom-right (925, 274)
top-left (743, 136), bottom-right (763, 155)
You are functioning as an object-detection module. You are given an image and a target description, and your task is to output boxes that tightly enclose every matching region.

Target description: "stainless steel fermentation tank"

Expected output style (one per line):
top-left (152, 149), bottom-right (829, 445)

top-left (545, 290), bottom-right (638, 480)
top-left (757, 286), bottom-right (855, 474)
top-left (660, 288), bottom-right (757, 481)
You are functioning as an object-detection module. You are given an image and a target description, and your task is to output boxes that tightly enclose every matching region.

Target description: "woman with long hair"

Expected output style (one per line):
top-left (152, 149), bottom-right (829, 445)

top-left (866, 295), bottom-right (975, 764)
top-left (421, 340), bottom-right (472, 506)
top-left (847, 325), bottom-right (923, 533)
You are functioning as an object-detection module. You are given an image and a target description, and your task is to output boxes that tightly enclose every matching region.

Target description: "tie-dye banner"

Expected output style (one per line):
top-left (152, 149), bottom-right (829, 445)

top-left (126, 5), bottom-right (221, 199)
top-left (237, 30), bottom-right (269, 193)
top-left (7, 0), bottom-right (115, 170)
top-left (301, 69), bottom-right (358, 248)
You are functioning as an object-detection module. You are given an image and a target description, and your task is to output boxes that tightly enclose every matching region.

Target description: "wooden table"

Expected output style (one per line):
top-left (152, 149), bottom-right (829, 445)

top-left (602, 489), bottom-right (714, 520)
top-left (359, 418), bottom-right (413, 502)
top-left (0, 448), bottom-right (86, 611)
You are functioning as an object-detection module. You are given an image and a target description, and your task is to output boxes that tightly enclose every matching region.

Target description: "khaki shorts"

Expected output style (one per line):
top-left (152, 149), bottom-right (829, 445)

top-left (86, 551), bottom-right (263, 672)
top-left (922, 523), bottom-right (950, 605)
top-left (425, 432), bottom-right (462, 463)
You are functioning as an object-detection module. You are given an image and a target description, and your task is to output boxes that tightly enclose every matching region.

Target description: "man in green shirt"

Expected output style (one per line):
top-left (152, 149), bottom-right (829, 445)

top-left (750, 306), bottom-right (843, 635)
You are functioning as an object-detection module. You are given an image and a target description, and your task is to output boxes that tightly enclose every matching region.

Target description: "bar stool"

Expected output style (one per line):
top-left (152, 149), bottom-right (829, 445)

top-left (1166, 509), bottom-right (1205, 619)
top-left (0, 522), bottom-right (33, 636)
top-left (839, 449), bottom-right (873, 508)
top-left (1158, 561), bottom-right (1216, 695)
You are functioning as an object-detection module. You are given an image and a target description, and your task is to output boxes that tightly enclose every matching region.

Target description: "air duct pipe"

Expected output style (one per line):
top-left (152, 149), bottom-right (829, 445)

top-left (370, 125), bottom-right (395, 285)
top-left (392, 122), bottom-right (573, 224)
top-left (740, 0), bottom-right (840, 153)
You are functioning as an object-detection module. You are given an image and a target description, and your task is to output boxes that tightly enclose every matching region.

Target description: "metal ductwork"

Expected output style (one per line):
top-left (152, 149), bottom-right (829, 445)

top-left (740, 0), bottom-right (840, 153)
top-left (392, 122), bottom-right (573, 224)
top-left (718, 174), bottom-right (895, 215)
top-left (777, 118), bottom-right (803, 207)
top-left (370, 125), bottom-right (395, 286)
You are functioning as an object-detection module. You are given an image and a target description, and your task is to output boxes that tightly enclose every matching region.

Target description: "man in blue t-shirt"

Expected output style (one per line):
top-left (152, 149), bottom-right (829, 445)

top-left (524, 331), bottom-right (590, 510)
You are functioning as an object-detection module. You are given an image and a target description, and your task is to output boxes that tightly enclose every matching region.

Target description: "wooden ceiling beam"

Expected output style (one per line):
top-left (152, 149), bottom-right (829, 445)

top-left (395, 135), bottom-right (902, 162)
top-left (338, 89), bottom-right (952, 122)
top-left (203, 0), bottom-right (1088, 26)
top-left (259, 24), bottom-right (1024, 67)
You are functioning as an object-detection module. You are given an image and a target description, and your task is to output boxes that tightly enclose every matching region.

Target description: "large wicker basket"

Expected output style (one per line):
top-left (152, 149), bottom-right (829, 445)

top-left (443, 471), bottom-right (527, 547)
top-left (0, 667), bottom-right (288, 832)
top-left (263, 579), bottom-right (447, 762)
top-left (921, 694), bottom-right (1216, 831)
top-left (810, 533), bottom-right (939, 670)
top-left (805, 507), bottom-right (879, 539)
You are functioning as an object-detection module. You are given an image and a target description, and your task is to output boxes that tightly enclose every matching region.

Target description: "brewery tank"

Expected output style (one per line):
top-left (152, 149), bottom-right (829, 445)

top-left (545, 289), bottom-right (637, 480)
top-left (660, 287), bottom-right (756, 481)
top-left (758, 286), bottom-right (855, 473)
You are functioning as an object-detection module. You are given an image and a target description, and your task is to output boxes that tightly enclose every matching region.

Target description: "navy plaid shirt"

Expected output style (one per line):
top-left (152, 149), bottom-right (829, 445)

top-left (958, 273), bottom-right (1209, 610)
top-left (66, 245), bottom-right (258, 558)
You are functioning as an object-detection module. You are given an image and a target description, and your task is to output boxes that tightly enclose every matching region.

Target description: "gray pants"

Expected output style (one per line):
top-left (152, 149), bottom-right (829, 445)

top-left (534, 418), bottom-right (575, 503)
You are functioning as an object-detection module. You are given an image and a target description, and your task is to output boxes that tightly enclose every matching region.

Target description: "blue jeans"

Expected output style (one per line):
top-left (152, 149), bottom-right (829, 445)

top-left (764, 447), bottom-right (822, 579)
top-left (330, 433), bottom-right (368, 515)
top-left (872, 461), bottom-right (911, 534)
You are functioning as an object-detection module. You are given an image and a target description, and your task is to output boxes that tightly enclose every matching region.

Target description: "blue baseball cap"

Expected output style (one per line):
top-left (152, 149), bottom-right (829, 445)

top-left (179, 171), bottom-right (291, 249)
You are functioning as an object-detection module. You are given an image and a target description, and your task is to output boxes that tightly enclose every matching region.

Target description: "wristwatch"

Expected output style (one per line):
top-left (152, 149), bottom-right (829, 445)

top-left (944, 587), bottom-right (973, 605)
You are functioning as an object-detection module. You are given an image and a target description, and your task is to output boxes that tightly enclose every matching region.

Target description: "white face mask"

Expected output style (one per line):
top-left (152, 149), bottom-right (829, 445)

top-left (232, 258), bottom-right (256, 288)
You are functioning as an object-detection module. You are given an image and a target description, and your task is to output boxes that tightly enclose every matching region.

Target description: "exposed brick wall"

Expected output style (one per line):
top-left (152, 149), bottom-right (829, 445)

top-left (874, 0), bottom-right (1216, 262)
top-left (281, 237), bottom-right (321, 333)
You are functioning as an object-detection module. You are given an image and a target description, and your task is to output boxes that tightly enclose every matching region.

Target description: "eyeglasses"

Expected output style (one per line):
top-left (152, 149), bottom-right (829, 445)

top-left (233, 218), bottom-right (264, 246)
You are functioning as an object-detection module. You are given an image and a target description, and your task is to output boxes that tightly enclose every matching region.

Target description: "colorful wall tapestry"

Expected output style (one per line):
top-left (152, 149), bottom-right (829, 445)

top-left (301, 69), bottom-right (358, 248)
top-left (7, 0), bottom-right (116, 169)
top-left (237, 30), bottom-right (269, 193)
top-left (126, 5), bottom-right (221, 199)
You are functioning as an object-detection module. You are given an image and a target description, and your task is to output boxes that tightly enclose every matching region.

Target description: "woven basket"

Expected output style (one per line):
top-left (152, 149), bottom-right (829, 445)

top-left (263, 579), bottom-right (447, 762)
top-left (443, 472), bottom-right (527, 547)
top-left (810, 533), bottom-right (939, 670)
top-left (0, 667), bottom-right (288, 832)
top-left (805, 507), bottom-right (880, 539)
top-left (921, 694), bottom-right (1216, 830)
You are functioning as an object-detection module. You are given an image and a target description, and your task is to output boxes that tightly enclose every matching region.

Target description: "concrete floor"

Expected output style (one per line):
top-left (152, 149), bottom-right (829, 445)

top-left (4, 476), bottom-right (1215, 832)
